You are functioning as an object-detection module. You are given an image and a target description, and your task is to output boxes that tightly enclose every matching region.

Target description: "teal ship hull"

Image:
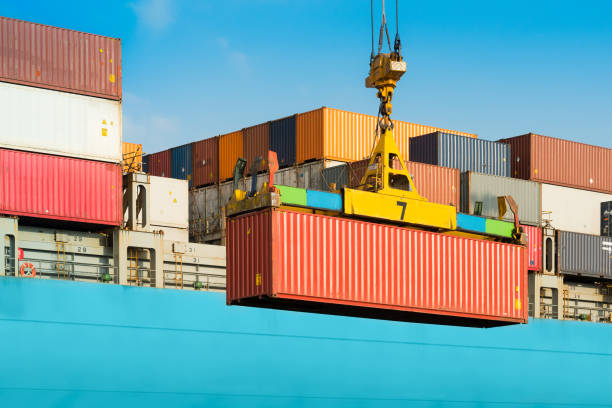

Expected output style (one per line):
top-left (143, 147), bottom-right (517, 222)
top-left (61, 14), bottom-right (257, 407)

top-left (0, 277), bottom-right (610, 407)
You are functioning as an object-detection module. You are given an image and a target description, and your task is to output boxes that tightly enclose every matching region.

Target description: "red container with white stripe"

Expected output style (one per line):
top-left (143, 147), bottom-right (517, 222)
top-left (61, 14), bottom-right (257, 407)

top-left (227, 208), bottom-right (528, 327)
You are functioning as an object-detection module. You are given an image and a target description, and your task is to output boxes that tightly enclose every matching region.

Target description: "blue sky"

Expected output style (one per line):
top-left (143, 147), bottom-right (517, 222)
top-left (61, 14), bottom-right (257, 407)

top-left (2, 1), bottom-right (611, 152)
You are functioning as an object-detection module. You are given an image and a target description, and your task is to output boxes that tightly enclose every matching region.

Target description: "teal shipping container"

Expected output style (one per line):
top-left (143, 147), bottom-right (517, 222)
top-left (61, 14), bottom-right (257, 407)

top-left (171, 143), bottom-right (193, 187)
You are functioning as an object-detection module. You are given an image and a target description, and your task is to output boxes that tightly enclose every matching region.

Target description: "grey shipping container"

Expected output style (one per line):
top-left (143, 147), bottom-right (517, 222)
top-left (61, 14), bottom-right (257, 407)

top-left (410, 132), bottom-right (511, 177)
top-left (171, 143), bottom-right (193, 187)
top-left (270, 115), bottom-right (296, 168)
top-left (557, 230), bottom-right (612, 279)
top-left (321, 164), bottom-right (349, 190)
top-left (602, 202), bottom-right (612, 237)
top-left (460, 172), bottom-right (541, 226)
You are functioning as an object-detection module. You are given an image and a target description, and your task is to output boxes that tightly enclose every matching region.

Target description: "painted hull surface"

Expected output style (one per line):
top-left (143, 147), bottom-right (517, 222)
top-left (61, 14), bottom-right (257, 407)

top-left (0, 278), bottom-right (610, 407)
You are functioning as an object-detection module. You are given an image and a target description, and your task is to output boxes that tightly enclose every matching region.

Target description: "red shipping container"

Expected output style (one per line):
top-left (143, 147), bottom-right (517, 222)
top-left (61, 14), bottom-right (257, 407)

top-left (243, 122), bottom-right (270, 175)
top-left (0, 148), bottom-right (121, 225)
top-left (350, 159), bottom-right (461, 207)
top-left (227, 209), bottom-right (528, 327)
top-left (192, 137), bottom-right (219, 187)
top-left (147, 150), bottom-right (171, 178)
top-left (522, 225), bottom-right (542, 272)
top-left (499, 133), bottom-right (612, 194)
top-left (0, 16), bottom-right (121, 100)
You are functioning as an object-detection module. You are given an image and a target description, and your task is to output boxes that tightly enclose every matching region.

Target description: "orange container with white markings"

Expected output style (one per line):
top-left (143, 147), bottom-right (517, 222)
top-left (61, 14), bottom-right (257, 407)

top-left (219, 130), bottom-right (244, 181)
top-left (296, 107), bottom-right (476, 164)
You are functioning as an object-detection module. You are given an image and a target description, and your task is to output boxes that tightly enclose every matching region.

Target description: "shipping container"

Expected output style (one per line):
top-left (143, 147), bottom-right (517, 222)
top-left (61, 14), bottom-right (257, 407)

top-left (149, 176), bottom-right (189, 229)
top-left (295, 107), bottom-right (476, 164)
top-left (219, 130), bottom-right (243, 181)
top-left (154, 226), bottom-right (189, 243)
top-left (171, 143), bottom-right (193, 187)
top-left (243, 122), bottom-right (270, 175)
top-left (0, 81), bottom-right (122, 163)
top-left (541, 184), bottom-right (612, 235)
top-left (142, 154), bottom-right (149, 173)
top-left (410, 132), bottom-right (510, 177)
top-left (146, 150), bottom-right (171, 178)
top-left (122, 142), bottom-right (142, 173)
top-left (460, 172), bottom-right (541, 226)
top-left (321, 164), bottom-right (350, 190)
top-left (557, 231), bottom-right (612, 279)
top-left (227, 208), bottom-right (527, 326)
top-left (0, 148), bottom-right (121, 226)
top-left (348, 159), bottom-right (461, 207)
top-left (192, 137), bottom-right (219, 187)
top-left (270, 115), bottom-right (296, 167)
top-left (602, 202), bottom-right (612, 237)
top-left (522, 225), bottom-right (542, 271)
top-left (499, 133), bottom-right (612, 194)
top-left (0, 16), bottom-right (121, 100)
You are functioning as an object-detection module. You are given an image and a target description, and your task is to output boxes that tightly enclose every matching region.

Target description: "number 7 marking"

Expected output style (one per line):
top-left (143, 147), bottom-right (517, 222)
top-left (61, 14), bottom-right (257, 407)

top-left (396, 201), bottom-right (407, 220)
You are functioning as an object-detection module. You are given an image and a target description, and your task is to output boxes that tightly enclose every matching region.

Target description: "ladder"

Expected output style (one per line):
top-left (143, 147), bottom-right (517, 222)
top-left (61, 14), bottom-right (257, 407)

top-left (56, 241), bottom-right (67, 279)
top-left (173, 253), bottom-right (183, 289)
top-left (563, 289), bottom-right (571, 319)
top-left (127, 248), bottom-right (141, 286)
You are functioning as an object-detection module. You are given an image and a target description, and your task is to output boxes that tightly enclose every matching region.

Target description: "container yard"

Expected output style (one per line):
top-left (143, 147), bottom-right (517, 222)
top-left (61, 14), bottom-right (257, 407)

top-left (0, 2), bottom-right (611, 407)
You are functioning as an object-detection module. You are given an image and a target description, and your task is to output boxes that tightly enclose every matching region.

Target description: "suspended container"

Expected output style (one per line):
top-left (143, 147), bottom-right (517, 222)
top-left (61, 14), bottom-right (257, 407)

top-left (219, 130), bottom-right (244, 182)
top-left (171, 143), bottom-right (193, 187)
top-left (0, 148), bottom-right (122, 226)
top-left (296, 107), bottom-right (477, 164)
top-left (0, 16), bottom-right (121, 100)
top-left (270, 115), bottom-right (297, 167)
top-left (227, 208), bottom-right (528, 327)
top-left (0, 82), bottom-right (122, 163)
top-left (243, 123), bottom-right (270, 175)
top-left (122, 142), bottom-right (143, 173)
top-left (557, 231), bottom-right (612, 279)
top-left (146, 150), bottom-right (171, 178)
top-left (499, 133), bottom-right (612, 194)
top-left (460, 172), bottom-right (541, 226)
top-left (192, 137), bottom-right (219, 187)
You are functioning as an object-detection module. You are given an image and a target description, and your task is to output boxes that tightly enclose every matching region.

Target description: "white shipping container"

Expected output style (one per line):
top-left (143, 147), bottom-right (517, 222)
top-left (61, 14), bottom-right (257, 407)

top-left (541, 183), bottom-right (612, 235)
top-left (0, 81), bottom-right (122, 163)
top-left (150, 176), bottom-right (189, 229)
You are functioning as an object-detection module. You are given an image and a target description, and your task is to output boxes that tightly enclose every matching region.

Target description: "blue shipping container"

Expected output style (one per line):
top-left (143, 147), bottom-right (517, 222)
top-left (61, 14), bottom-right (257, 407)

top-left (142, 154), bottom-right (149, 173)
top-left (410, 132), bottom-right (511, 177)
top-left (171, 143), bottom-right (193, 187)
top-left (270, 115), bottom-right (296, 167)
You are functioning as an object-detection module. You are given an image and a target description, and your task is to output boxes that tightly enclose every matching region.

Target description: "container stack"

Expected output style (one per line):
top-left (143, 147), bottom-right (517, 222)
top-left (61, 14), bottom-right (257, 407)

top-left (0, 17), bottom-right (123, 228)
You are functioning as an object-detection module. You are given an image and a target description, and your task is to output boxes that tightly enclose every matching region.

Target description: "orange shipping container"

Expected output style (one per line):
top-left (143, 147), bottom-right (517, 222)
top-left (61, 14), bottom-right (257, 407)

top-left (243, 122), bottom-right (270, 175)
top-left (296, 107), bottom-right (476, 164)
top-left (219, 130), bottom-right (244, 181)
top-left (122, 142), bottom-right (143, 173)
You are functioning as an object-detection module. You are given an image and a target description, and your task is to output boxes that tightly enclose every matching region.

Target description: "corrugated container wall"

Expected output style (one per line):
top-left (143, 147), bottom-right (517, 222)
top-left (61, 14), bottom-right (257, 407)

top-left (270, 115), bottom-right (296, 167)
top-left (499, 133), bottom-right (612, 194)
top-left (227, 209), bottom-right (527, 326)
top-left (460, 172), bottom-right (541, 226)
top-left (149, 176), bottom-right (189, 229)
top-left (192, 137), bottom-right (219, 187)
top-left (522, 225), bottom-right (542, 271)
top-left (0, 82), bottom-right (122, 163)
top-left (321, 164), bottom-right (350, 190)
top-left (122, 142), bottom-right (142, 172)
top-left (0, 16), bottom-right (121, 100)
top-left (410, 132), bottom-right (510, 177)
top-left (0, 148), bottom-right (121, 225)
top-left (171, 143), bottom-right (193, 187)
top-left (243, 123), bottom-right (270, 175)
top-left (541, 184), bottom-right (612, 235)
top-left (146, 150), bottom-right (171, 178)
top-left (219, 130), bottom-right (243, 182)
top-left (349, 159), bottom-right (460, 208)
top-left (296, 107), bottom-right (476, 164)
top-left (557, 231), bottom-right (612, 279)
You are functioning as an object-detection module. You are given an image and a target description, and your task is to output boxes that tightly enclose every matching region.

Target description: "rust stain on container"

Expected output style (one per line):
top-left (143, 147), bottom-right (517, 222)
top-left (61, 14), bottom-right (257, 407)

top-left (296, 107), bottom-right (477, 164)
top-left (192, 137), bottom-right (219, 187)
top-left (243, 122), bottom-right (270, 175)
top-left (146, 149), bottom-right (171, 178)
top-left (227, 209), bottom-right (527, 326)
top-left (122, 142), bottom-right (142, 173)
top-left (0, 16), bottom-right (121, 100)
top-left (219, 130), bottom-right (244, 182)
top-left (349, 159), bottom-right (460, 207)
top-left (499, 133), bottom-right (612, 194)
top-left (0, 148), bottom-right (122, 226)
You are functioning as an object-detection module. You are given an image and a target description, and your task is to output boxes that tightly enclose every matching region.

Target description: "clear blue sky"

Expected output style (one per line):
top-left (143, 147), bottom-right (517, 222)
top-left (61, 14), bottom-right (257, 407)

top-left (2, 1), bottom-right (611, 152)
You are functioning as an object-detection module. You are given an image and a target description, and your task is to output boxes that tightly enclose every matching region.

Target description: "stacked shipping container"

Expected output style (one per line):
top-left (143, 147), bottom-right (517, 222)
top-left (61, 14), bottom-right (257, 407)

top-left (0, 17), bottom-right (123, 227)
